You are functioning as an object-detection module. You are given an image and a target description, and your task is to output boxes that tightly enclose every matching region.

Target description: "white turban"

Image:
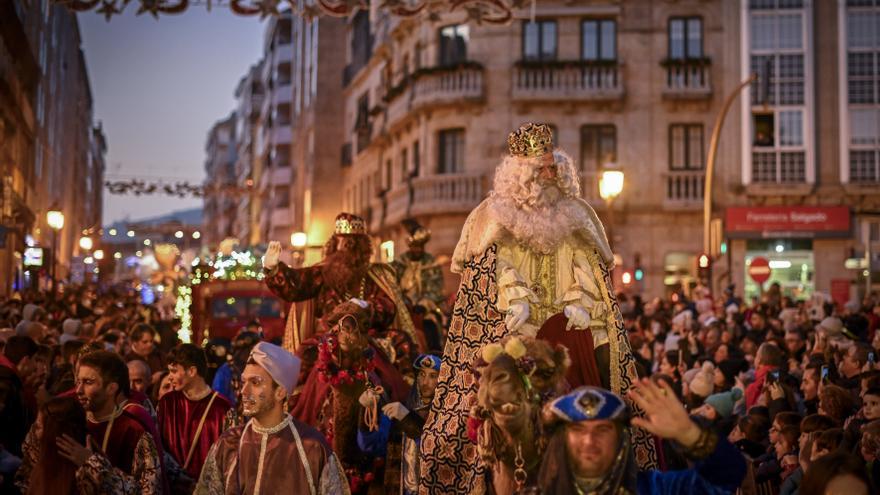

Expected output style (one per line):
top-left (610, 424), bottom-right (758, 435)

top-left (249, 342), bottom-right (301, 395)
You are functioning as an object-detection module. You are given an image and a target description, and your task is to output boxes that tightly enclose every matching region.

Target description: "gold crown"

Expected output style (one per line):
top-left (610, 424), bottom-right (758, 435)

top-left (507, 123), bottom-right (553, 158)
top-left (407, 227), bottom-right (431, 246)
top-left (334, 213), bottom-right (367, 235)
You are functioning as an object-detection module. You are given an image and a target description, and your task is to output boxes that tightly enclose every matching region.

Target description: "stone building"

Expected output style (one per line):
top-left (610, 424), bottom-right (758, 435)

top-left (332, 0), bottom-right (880, 303)
top-left (0, 1), bottom-right (104, 295)
top-left (203, 113), bottom-right (238, 247)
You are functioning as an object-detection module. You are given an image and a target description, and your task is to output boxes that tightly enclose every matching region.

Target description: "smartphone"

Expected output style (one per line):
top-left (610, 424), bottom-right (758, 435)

top-left (821, 365), bottom-right (830, 384)
top-left (869, 352), bottom-right (876, 366)
top-left (768, 370), bottom-right (780, 383)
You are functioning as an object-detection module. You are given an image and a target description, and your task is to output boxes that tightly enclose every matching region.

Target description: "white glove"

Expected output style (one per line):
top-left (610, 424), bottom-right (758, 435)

top-left (564, 305), bottom-right (591, 331)
top-left (262, 241), bottom-right (282, 270)
top-left (505, 301), bottom-right (530, 332)
top-left (381, 402), bottom-right (410, 420)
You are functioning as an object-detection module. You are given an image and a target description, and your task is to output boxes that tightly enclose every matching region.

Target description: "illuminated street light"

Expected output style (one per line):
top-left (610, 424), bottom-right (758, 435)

top-left (127, 230), bottom-right (135, 237)
top-left (135, 250), bottom-right (143, 257)
top-left (144, 239), bottom-right (151, 246)
top-left (598, 169), bottom-right (625, 201)
top-left (598, 168), bottom-right (624, 253)
top-left (174, 230), bottom-right (184, 239)
top-left (114, 252), bottom-right (122, 259)
top-left (109, 228), bottom-right (117, 236)
top-left (47, 210), bottom-right (65, 230)
top-left (192, 231), bottom-right (201, 239)
top-left (79, 236), bottom-right (93, 251)
top-left (291, 232), bottom-right (308, 248)
top-left (94, 249), bottom-right (105, 260)
top-left (46, 207), bottom-right (65, 296)
top-left (84, 257), bottom-right (94, 265)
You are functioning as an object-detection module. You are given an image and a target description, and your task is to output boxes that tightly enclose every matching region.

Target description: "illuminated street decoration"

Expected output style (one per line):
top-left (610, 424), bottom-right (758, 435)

top-left (55, 0), bottom-right (531, 23)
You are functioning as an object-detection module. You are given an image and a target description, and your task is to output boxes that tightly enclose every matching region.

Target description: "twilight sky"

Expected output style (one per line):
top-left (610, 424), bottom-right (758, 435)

top-left (79, 8), bottom-right (265, 225)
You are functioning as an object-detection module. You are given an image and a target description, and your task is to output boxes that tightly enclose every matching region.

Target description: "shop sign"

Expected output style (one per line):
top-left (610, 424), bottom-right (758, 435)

top-left (725, 206), bottom-right (850, 238)
top-left (748, 257), bottom-right (771, 285)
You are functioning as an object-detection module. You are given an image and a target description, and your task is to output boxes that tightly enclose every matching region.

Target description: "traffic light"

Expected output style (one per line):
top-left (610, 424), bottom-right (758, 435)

top-left (697, 253), bottom-right (712, 282)
top-left (634, 252), bottom-right (644, 281)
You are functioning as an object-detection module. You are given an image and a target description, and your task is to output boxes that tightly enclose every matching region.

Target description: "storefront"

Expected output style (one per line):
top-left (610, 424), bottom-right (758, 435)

top-left (725, 206), bottom-right (851, 302)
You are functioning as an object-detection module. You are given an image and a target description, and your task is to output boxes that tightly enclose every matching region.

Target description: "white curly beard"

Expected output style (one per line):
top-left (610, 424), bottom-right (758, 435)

top-left (487, 186), bottom-right (588, 254)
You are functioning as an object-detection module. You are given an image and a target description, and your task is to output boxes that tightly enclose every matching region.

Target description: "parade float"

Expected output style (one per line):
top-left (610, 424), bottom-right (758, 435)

top-left (177, 238), bottom-right (285, 345)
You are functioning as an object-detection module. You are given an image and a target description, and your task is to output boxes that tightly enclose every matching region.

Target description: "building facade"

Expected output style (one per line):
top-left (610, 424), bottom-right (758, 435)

top-left (233, 63), bottom-right (265, 247)
top-left (718, 0), bottom-right (880, 306)
top-left (257, 12), bottom-right (295, 244)
top-left (203, 113), bottom-right (238, 247)
top-left (334, 0), bottom-right (880, 302)
top-left (338, 1), bottom-right (726, 295)
top-left (0, 1), bottom-right (105, 295)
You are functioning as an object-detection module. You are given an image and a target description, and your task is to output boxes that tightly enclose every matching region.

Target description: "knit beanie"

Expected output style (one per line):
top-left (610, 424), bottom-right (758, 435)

top-left (705, 388), bottom-right (743, 419)
top-left (688, 361), bottom-right (716, 398)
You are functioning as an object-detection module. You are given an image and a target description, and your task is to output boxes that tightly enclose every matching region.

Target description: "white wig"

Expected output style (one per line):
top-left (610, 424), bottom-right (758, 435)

top-left (491, 149), bottom-right (580, 209)
top-left (487, 149), bottom-right (594, 254)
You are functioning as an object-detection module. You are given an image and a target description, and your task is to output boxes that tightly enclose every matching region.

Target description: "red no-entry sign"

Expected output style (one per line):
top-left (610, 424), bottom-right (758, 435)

top-left (748, 257), bottom-right (771, 285)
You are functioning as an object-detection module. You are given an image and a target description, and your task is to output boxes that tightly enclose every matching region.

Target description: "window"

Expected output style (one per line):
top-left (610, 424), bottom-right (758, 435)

top-left (351, 10), bottom-right (372, 70)
top-left (580, 125), bottom-right (616, 171)
top-left (669, 125), bottom-right (704, 170)
top-left (523, 20), bottom-right (557, 61)
top-left (582, 20), bottom-right (616, 61)
top-left (438, 129), bottom-right (465, 174)
top-left (845, 3), bottom-right (880, 182)
top-left (747, 2), bottom-right (809, 184)
top-left (400, 148), bottom-right (408, 183)
top-left (439, 25), bottom-right (469, 66)
top-left (355, 93), bottom-right (371, 153)
top-left (669, 18), bottom-right (703, 59)
top-left (413, 140), bottom-right (421, 176)
top-left (385, 160), bottom-right (393, 190)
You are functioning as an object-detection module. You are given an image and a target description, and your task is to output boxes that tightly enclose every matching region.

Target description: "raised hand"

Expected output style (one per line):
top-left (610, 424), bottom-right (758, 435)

top-left (263, 241), bottom-right (282, 270)
top-left (628, 378), bottom-right (701, 448)
top-left (56, 434), bottom-right (93, 467)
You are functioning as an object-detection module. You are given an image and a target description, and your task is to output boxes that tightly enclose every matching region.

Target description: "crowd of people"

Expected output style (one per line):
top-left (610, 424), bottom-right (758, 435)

top-left (1, 123), bottom-right (878, 494)
top-left (0, 280), bottom-right (877, 494)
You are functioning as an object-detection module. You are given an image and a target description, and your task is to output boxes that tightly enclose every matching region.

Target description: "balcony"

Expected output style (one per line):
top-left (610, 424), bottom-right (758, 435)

top-left (272, 43), bottom-right (293, 65)
top-left (272, 83), bottom-right (292, 106)
top-left (661, 60), bottom-right (712, 99)
top-left (512, 61), bottom-right (623, 102)
top-left (272, 124), bottom-right (292, 146)
top-left (411, 65), bottom-right (484, 109)
top-left (383, 63), bottom-right (486, 131)
top-left (664, 170), bottom-right (705, 209)
top-left (369, 173), bottom-right (486, 231)
top-left (268, 165), bottom-right (291, 186)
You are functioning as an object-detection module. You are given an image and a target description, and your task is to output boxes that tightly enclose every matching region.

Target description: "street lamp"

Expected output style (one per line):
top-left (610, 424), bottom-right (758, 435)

top-left (598, 168), bottom-right (624, 252)
top-left (291, 232), bottom-right (308, 268)
top-left (47, 207), bottom-right (64, 297)
top-left (94, 249), bottom-right (105, 260)
top-left (79, 236), bottom-right (93, 251)
top-left (291, 232), bottom-right (308, 249)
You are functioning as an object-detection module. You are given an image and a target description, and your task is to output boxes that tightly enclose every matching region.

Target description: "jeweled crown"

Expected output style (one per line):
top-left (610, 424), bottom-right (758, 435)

top-left (507, 123), bottom-right (554, 158)
top-left (334, 213), bottom-right (367, 235)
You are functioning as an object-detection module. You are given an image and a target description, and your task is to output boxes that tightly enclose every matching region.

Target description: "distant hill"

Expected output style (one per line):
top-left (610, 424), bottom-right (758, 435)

top-left (104, 207), bottom-right (202, 230)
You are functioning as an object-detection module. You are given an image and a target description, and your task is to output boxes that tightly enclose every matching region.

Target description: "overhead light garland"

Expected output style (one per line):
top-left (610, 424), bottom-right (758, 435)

top-left (104, 179), bottom-right (254, 198)
top-left (54, 0), bottom-right (530, 23)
